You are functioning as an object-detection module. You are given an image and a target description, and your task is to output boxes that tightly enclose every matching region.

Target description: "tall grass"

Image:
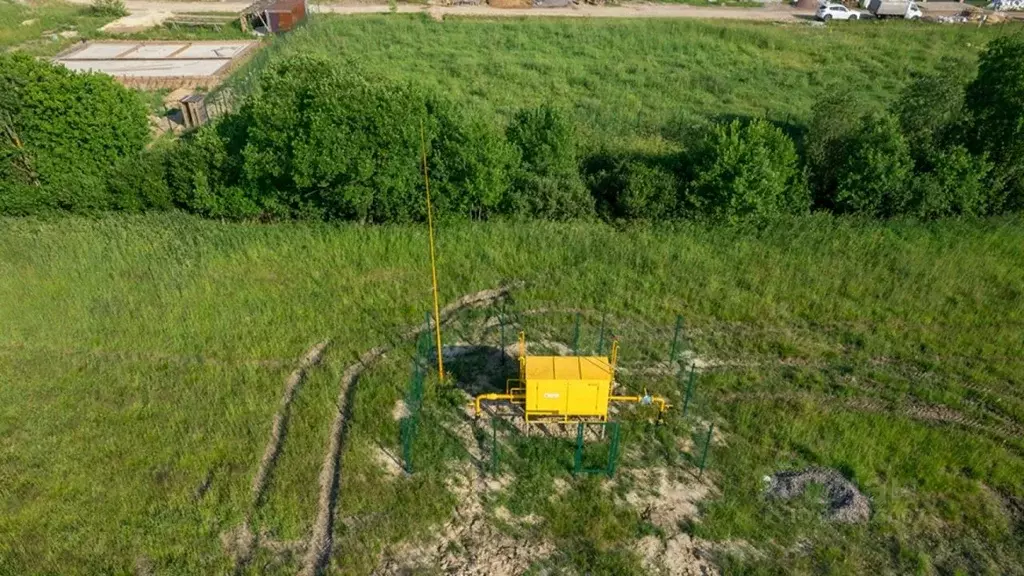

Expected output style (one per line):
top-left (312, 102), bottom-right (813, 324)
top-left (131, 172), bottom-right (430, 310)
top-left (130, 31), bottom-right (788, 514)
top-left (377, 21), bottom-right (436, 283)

top-left (1, 214), bottom-right (1022, 573)
top-left (224, 15), bottom-right (1024, 152)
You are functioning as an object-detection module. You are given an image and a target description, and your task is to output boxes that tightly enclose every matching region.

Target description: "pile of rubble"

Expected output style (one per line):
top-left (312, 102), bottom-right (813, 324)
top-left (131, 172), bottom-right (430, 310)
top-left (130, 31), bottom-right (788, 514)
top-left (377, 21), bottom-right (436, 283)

top-left (990, 0), bottom-right (1024, 10)
top-left (764, 467), bottom-right (871, 524)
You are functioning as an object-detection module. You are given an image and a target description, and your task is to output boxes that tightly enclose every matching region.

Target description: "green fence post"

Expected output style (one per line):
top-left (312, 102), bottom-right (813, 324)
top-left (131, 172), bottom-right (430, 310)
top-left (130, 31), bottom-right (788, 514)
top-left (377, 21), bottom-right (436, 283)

top-left (698, 423), bottom-right (714, 479)
top-left (682, 364), bottom-right (697, 418)
top-left (669, 314), bottom-right (684, 363)
top-left (572, 312), bottom-right (581, 355)
top-left (491, 418), bottom-right (499, 477)
top-left (596, 313), bottom-right (606, 355)
top-left (573, 422), bottom-right (584, 476)
top-left (419, 311), bottom-right (432, 361)
top-left (499, 313), bottom-right (506, 369)
top-left (606, 423), bottom-right (621, 478)
top-left (401, 419), bottom-right (411, 474)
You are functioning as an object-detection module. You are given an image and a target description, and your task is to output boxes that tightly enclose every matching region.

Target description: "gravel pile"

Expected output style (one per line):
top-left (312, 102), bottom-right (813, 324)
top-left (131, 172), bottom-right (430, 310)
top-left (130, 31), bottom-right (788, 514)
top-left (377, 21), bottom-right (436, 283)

top-left (990, 0), bottom-right (1024, 10)
top-left (765, 467), bottom-right (870, 524)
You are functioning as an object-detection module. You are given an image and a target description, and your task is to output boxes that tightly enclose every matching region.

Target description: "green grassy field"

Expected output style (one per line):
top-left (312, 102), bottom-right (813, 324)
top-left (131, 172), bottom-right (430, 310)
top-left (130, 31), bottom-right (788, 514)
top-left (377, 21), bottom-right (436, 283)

top-left (3, 9), bottom-right (1024, 575)
top-left (228, 14), bottom-right (1023, 152)
top-left (1, 214), bottom-right (1022, 574)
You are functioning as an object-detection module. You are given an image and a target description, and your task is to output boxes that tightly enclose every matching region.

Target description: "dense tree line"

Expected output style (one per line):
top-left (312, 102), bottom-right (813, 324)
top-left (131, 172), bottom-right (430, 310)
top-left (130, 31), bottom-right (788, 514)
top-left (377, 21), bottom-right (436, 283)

top-left (3, 37), bottom-right (1024, 223)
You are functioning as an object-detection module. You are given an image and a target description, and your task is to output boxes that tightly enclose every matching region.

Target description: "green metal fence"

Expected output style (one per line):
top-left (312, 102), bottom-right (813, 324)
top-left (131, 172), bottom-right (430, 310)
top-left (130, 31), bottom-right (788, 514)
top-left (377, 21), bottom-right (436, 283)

top-left (400, 317), bottom-right (434, 474)
top-left (573, 422), bottom-right (621, 478)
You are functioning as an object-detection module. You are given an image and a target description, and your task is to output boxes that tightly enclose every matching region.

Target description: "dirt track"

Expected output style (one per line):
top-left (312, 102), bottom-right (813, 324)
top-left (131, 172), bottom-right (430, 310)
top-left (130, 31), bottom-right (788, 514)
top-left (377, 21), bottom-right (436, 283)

top-left (67, 0), bottom-right (821, 21)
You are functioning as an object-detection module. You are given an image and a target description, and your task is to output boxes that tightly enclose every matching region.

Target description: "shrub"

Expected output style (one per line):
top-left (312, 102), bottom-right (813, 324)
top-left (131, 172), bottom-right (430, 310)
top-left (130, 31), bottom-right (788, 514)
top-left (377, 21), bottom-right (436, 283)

top-left (684, 118), bottom-right (808, 222)
top-left (590, 157), bottom-right (679, 221)
top-left (107, 148), bottom-right (173, 212)
top-left (505, 105), bottom-right (593, 220)
top-left (892, 66), bottom-right (968, 166)
top-left (966, 36), bottom-right (1024, 212)
top-left (909, 145), bottom-right (992, 219)
top-left (200, 54), bottom-right (511, 222)
top-left (804, 90), bottom-right (862, 210)
top-left (424, 97), bottom-right (518, 220)
top-left (0, 53), bottom-right (148, 214)
top-left (91, 0), bottom-right (127, 17)
top-left (833, 113), bottom-right (914, 218)
top-left (167, 122), bottom-right (257, 219)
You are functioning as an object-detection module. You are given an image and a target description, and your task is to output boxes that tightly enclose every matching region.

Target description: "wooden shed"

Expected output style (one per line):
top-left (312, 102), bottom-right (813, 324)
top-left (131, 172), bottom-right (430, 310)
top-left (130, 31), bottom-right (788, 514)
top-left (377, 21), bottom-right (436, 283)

top-left (241, 0), bottom-right (307, 33)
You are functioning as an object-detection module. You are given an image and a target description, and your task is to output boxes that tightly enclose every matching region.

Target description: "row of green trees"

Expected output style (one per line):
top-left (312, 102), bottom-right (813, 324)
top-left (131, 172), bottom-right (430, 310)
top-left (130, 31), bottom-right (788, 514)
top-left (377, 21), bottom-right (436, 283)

top-left (3, 36), bottom-right (1024, 222)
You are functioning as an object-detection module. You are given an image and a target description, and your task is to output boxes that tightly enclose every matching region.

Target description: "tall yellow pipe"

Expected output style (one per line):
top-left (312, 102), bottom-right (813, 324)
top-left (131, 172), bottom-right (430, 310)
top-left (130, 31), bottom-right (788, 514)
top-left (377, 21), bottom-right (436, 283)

top-left (420, 120), bottom-right (444, 381)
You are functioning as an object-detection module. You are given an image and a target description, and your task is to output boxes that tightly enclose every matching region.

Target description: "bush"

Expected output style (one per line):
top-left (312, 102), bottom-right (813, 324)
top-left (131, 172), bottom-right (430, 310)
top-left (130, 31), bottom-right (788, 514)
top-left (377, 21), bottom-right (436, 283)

top-left (107, 148), bottom-right (173, 212)
top-left (171, 54), bottom-right (516, 222)
top-left (167, 120), bottom-right (256, 220)
top-left (833, 113), bottom-right (914, 218)
top-left (966, 36), bottom-right (1024, 212)
top-left (505, 105), bottom-right (593, 220)
top-left (804, 90), bottom-right (862, 211)
top-left (424, 97), bottom-right (518, 220)
top-left (0, 53), bottom-right (148, 215)
top-left (91, 0), bottom-right (127, 17)
top-left (590, 157), bottom-right (679, 221)
top-left (684, 118), bottom-right (808, 222)
top-left (892, 66), bottom-right (968, 166)
top-left (909, 145), bottom-right (992, 219)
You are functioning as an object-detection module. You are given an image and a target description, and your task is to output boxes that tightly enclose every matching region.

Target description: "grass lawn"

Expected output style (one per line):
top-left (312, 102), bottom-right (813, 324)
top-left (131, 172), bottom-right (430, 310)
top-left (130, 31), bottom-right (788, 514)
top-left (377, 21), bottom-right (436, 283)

top-left (228, 14), bottom-right (1023, 152)
top-left (0, 214), bottom-right (1022, 574)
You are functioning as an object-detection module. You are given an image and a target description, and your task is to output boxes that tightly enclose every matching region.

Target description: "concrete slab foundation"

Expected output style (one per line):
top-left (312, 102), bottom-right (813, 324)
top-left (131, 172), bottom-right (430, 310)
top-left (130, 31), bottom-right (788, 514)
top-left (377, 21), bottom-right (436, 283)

top-left (53, 40), bottom-right (260, 89)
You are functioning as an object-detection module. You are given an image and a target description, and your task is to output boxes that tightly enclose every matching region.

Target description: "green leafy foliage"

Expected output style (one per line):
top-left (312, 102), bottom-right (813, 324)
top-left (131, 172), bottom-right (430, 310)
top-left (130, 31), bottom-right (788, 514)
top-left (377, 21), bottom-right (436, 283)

top-left (0, 52), bottom-right (148, 215)
top-left (422, 98), bottom-right (519, 221)
top-left (174, 54), bottom-right (519, 222)
top-left (966, 35), bottom-right (1024, 213)
top-left (833, 113), bottom-right (914, 218)
top-left (505, 105), bottom-right (594, 220)
top-left (589, 157), bottom-right (680, 221)
top-left (803, 90), bottom-right (863, 211)
top-left (892, 66), bottom-right (968, 166)
top-left (908, 145), bottom-right (992, 219)
top-left (107, 148), bottom-right (173, 212)
top-left (90, 0), bottom-right (127, 17)
top-left (684, 118), bottom-right (808, 222)
top-left (167, 118), bottom-right (256, 219)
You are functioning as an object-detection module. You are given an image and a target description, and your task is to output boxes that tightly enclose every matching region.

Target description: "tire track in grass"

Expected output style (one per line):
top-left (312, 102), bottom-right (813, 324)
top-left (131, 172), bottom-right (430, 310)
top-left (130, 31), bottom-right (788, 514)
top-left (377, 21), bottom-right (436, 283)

top-left (719, 391), bottom-right (1024, 448)
top-left (299, 284), bottom-right (519, 576)
top-left (225, 339), bottom-right (330, 573)
top-left (253, 340), bottom-right (332, 504)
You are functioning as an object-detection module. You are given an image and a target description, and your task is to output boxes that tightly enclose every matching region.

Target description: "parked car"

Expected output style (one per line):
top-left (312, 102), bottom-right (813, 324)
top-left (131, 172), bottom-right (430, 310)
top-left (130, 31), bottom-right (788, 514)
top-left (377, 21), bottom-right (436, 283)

top-left (816, 3), bottom-right (867, 20)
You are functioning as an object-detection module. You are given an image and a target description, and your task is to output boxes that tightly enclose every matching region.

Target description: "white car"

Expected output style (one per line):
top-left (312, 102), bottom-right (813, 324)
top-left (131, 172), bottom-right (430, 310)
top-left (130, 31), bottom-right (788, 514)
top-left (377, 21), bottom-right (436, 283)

top-left (816, 3), bottom-right (866, 20)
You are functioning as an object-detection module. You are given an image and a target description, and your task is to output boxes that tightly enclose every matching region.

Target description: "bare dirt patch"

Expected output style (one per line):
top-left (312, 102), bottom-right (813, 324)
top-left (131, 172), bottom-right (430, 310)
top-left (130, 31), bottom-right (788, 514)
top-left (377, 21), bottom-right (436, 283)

top-left (637, 533), bottom-right (720, 576)
top-left (374, 431), bottom-right (553, 576)
top-left (372, 444), bottom-right (405, 479)
top-left (390, 399), bottom-right (410, 421)
top-left (624, 467), bottom-right (711, 532)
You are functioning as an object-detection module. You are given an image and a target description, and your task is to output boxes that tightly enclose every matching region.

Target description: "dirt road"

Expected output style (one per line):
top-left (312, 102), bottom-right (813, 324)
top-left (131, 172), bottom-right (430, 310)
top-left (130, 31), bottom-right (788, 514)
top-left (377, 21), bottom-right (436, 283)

top-left (67, 0), bottom-right (819, 21)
